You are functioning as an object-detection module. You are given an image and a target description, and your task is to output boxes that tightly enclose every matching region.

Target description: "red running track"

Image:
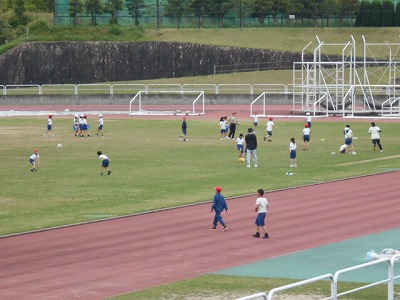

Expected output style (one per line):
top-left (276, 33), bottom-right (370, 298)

top-left (0, 171), bottom-right (399, 299)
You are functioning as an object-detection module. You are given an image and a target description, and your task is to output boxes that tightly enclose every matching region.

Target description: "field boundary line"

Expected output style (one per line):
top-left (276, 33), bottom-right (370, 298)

top-left (338, 155), bottom-right (400, 166)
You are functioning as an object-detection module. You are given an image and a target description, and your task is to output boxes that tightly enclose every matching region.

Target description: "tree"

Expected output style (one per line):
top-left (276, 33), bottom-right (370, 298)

top-left (265, 0), bottom-right (292, 27)
top-left (105, 0), bottom-right (124, 25)
top-left (9, 0), bottom-right (29, 27)
top-left (370, 0), bottom-right (382, 27)
top-left (382, 0), bottom-right (394, 26)
top-left (126, 0), bottom-right (146, 28)
top-left (164, 0), bottom-right (189, 29)
top-left (251, 0), bottom-right (272, 28)
top-left (85, 0), bottom-right (104, 26)
top-left (69, 0), bottom-right (84, 25)
top-left (189, 0), bottom-right (212, 29)
top-left (320, 0), bottom-right (337, 27)
top-left (356, 0), bottom-right (371, 26)
top-left (337, 0), bottom-right (359, 25)
top-left (208, 0), bottom-right (235, 28)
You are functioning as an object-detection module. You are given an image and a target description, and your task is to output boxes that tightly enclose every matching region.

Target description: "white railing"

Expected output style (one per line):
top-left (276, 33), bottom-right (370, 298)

top-left (236, 253), bottom-right (400, 300)
top-left (1, 83), bottom-right (290, 96)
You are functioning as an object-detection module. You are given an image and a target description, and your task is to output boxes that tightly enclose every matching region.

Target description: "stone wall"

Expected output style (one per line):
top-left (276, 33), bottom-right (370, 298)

top-left (0, 41), bottom-right (312, 85)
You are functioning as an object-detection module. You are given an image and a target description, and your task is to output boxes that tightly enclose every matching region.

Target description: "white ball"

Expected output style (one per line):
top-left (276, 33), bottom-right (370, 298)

top-left (57, 143), bottom-right (63, 148)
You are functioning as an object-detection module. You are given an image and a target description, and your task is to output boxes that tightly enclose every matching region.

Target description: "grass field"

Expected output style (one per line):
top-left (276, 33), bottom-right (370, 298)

top-left (2, 117), bottom-right (400, 236)
top-left (2, 115), bottom-right (400, 299)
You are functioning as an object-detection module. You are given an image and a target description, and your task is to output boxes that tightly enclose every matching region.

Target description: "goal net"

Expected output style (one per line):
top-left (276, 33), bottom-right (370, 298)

top-left (129, 91), bottom-right (205, 116)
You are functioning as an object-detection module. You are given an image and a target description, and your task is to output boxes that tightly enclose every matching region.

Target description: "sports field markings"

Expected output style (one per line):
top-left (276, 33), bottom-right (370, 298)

top-left (338, 154), bottom-right (400, 166)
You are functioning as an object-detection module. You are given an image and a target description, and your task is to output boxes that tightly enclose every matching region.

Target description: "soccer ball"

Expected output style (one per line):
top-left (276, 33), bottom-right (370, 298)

top-left (239, 157), bottom-right (245, 162)
top-left (57, 143), bottom-right (63, 148)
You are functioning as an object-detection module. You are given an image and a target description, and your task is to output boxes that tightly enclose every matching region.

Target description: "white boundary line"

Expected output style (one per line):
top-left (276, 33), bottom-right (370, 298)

top-left (338, 155), bottom-right (400, 166)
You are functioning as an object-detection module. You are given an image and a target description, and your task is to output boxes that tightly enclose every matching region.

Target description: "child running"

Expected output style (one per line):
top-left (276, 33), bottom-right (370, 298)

top-left (44, 114), bottom-right (54, 137)
top-left (29, 149), bottom-right (40, 173)
top-left (302, 123), bottom-right (311, 150)
top-left (210, 186), bottom-right (228, 232)
top-left (97, 151), bottom-right (111, 176)
top-left (253, 188), bottom-right (269, 239)
top-left (264, 117), bottom-right (277, 142)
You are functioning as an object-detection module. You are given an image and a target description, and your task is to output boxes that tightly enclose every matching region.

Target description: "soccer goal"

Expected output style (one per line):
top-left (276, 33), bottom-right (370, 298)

top-left (129, 90), bottom-right (205, 116)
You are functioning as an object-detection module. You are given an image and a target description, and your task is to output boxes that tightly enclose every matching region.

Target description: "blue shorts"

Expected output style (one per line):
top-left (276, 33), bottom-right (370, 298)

top-left (255, 212), bottom-right (266, 226)
top-left (303, 135), bottom-right (310, 142)
top-left (237, 145), bottom-right (244, 153)
top-left (307, 122), bottom-right (312, 128)
top-left (98, 125), bottom-right (103, 130)
top-left (254, 122), bottom-right (258, 126)
top-left (267, 131), bottom-right (272, 136)
top-left (182, 129), bottom-right (187, 135)
top-left (290, 150), bottom-right (296, 159)
top-left (102, 159), bottom-right (109, 168)
top-left (345, 138), bottom-right (352, 145)
top-left (29, 158), bottom-right (35, 165)
top-left (79, 124), bottom-right (84, 130)
top-left (47, 125), bottom-right (52, 130)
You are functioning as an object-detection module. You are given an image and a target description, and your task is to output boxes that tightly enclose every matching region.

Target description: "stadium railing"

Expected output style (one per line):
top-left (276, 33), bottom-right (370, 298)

top-left (2, 83), bottom-right (290, 96)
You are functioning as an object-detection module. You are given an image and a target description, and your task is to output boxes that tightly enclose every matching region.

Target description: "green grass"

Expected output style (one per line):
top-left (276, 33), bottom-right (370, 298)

top-left (110, 274), bottom-right (398, 300)
top-left (3, 26), bottom-right (400, 56)
top-left (2, 117), bottom-right (400, 236)
top-left (2, 117), bottom-right (400, 299)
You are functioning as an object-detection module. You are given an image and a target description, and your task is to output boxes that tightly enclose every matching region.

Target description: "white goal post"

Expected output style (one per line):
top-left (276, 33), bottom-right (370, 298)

top-left (129, 90), bottom-right (205, 116)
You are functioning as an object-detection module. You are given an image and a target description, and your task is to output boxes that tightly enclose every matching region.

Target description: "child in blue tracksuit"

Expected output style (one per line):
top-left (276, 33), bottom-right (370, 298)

top-left (210, 186), bottom-right (228, 232)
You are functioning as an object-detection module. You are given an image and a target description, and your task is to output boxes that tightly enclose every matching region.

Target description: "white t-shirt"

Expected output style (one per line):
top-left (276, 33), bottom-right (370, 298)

top-left (236, 137), bottom-right (244, 146)
top-left (303, 128), bottom-right (311, 136)
top-left (368, 126), bottom-right (381, 139)
top-left (255, 197), bottom-right (268, 213)
top-left (266, 121), bottom-right (274, 131)
top-left (99, 118), bottom-right (104, 126)
top-left (99, 154), bottom-right (109, 160)
top-left (220, 121), bottom-right (227, 130)
top-left (344, 127), bottom-right (353, 138)
top-left (47, 118), bottom-right (52, 126)
top-left (252, 115), bottom-right (258, 123)
top-left (289, 142), bottom-right (296, 151)
top-left (30, 153), bottom-right (39, 161)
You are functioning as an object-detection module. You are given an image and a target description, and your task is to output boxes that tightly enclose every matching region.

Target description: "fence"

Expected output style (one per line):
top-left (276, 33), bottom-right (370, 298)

top-left (236, 254), bottom-right (400, 300)
top-left (0, 83), bottom-right (290, 96)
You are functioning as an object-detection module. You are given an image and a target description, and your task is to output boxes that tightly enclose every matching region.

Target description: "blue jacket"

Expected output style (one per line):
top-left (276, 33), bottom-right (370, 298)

top-left (211, 193), bottom-right (228, 212)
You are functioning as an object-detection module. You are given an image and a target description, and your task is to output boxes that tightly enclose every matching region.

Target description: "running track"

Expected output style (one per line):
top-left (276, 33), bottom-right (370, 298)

top-left (0, 171), bottom-right (399, 299)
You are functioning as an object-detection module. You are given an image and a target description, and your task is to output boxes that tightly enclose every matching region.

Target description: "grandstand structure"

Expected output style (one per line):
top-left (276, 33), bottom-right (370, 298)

top-left (292, 35), bottom-right (400, 118)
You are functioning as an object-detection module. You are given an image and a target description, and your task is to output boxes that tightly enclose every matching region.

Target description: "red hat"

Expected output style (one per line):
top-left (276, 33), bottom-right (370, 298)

top-left (305, 124), bottom-right (309, 127)
top-left (48, 114), bottom-right (52, 118)
top-left (269, 117), bottom-right (273, 121)
top-left (215, 186), bottom-right (222, 192)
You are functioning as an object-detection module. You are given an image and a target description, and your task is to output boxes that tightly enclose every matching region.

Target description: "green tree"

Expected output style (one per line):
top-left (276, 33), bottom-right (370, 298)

top-left (126, 0), bottom-right (146, 28)
top-left (9, 0), bottom-right (28, 27)
top-left (85, 0), bottom-right (104, 26)
top-left (164, 0), bottom-right (189, 29)
top-left (251, 0), bottom-right (272, 28)
top-left (69, 0), bottom-right (84, 25)
top-left (370, 0), bottom-right (382, 27)
top-left (269, 0), bottom-right (290, 27)
top-left (382, 0), bottom-right (394, 26)
top-left (189, 0), bottom-right (212, 29)
top-left (356, 0), bottom-right (371, 26)
top-left (395, 2), bottom-right (400, 26)
top-left (105, 0), bottom-right (124, 25)
top-left (320, 0), bottom-right (337, 27)
top-left (337, 0), bottom-right (359, 25)
top-left (208, 0), bottom-right (235, 28)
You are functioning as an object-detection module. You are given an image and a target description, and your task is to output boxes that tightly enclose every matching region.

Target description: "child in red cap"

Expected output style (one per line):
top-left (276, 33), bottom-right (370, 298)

top-left (210, 186), bottom-right (228, 232)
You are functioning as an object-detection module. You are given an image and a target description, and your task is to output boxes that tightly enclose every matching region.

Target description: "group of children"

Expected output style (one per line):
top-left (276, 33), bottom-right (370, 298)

top-left (73, 113), bottom-right (105, 138)
top-left (210, 185), bottom-right (269, 239)
top-left (30, 113), bottom-right (109, 174)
